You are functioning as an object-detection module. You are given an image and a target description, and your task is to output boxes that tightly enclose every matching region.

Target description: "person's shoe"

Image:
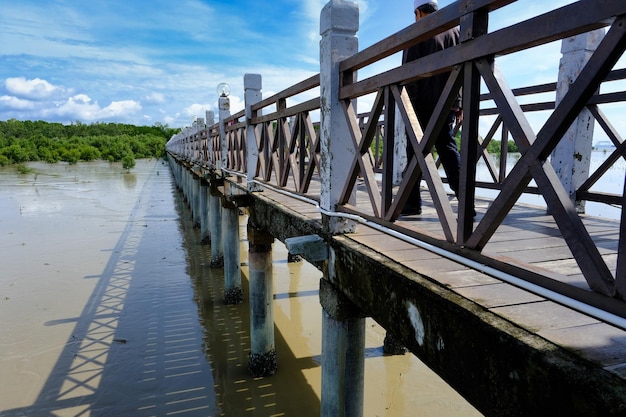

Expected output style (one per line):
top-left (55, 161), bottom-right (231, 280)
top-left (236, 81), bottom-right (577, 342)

top-left (401, 205), bottom-right (422, 216)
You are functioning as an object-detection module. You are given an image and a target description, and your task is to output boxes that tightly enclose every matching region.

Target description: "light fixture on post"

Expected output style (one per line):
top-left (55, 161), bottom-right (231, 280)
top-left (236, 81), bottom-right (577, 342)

top-left (217, 82), bottom-right (230, 112)
top-left (216, 82), bottom-right (231, 98)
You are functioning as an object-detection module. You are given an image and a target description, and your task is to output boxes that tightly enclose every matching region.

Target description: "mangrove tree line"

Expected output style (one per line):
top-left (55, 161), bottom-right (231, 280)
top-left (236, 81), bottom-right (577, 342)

top-left (0, 119), bottom-right (180, 167)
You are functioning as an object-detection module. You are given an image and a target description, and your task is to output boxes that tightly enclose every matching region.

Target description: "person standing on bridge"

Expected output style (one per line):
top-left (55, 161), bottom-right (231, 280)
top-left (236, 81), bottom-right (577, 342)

top-left (401, 0), bottom-right (463, 216)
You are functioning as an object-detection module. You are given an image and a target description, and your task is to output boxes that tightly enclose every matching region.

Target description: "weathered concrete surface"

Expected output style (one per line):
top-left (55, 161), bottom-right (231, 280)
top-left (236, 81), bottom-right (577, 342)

top-left (246, 189), bottom-right (324, 243)
top-left (328, 236), bottom-right (626, 417)
top-left (202, 173), bottom-right (626, 417)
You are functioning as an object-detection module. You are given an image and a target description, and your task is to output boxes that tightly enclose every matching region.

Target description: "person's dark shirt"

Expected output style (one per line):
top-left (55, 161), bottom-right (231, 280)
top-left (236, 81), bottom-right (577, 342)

top-left (402, 27), bottom-right (461, 123)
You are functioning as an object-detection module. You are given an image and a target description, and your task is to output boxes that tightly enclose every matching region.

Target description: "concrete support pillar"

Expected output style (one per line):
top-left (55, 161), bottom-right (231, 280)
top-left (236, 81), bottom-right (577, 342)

top-left (209, 183), bottom-right (224, 268)
top-left (192, 173), bottom-right (201, 228)
top-left (201, 111), bottom-right (214, 244)
top-left (183, 169), bottom-right (191, 203)
top-left (551, 30), bottom-right (605, 213)
top-left (222, 200), bottom-right (243, 304)
top-left (178, 166), bottom-right (185, 196)
top-left (185, 169), bottom-right (191, 202)
top-left (200, 179), bottom-right (210, 244)
top-left (247, 225), bottom-right (276, 376)
top-left (319, 0), bottom-right (359, 234)
top-left (319, 278), bottom-right (365, 417)
top-left (245, 74), bottom-right (263, 192)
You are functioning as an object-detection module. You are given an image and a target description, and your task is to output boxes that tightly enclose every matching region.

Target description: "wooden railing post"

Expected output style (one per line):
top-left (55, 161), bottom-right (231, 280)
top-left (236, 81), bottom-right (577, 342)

top-left (319, 0), bottom-right (359, 234)
top-left (245, 74), bottom-right (262, 191)
top-left (551, 30), bottom-right (605, 213)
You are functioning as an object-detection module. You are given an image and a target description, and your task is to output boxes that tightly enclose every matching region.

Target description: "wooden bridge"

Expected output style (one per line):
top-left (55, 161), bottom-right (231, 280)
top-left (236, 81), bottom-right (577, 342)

top-left (166, 0), bottom-right (626, 415)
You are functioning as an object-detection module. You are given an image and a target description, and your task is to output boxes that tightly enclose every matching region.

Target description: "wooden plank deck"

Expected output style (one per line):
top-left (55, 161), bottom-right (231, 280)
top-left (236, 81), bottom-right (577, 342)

top-left (235, 179), bottom-right (626, 381)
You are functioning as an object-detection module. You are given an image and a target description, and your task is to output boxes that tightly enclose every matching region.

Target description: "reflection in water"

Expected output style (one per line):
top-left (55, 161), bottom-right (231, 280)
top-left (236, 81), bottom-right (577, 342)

top-left (0, 161), bottom-right (219, 416)
top-left (0, 160), bottom-right (482, 416)
top-left (173, 178), bottom-right (482, 417)
top-left (175, 189), bottom-right (322, 416)
top-left (123, 172), bottom-right (137, 190)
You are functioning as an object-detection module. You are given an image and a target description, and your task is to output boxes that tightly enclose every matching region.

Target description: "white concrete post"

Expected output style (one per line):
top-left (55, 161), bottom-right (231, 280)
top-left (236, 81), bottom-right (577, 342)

top-left (245, 74), bottom-right (263, 192)
top-left (192, 171), bottom-right (201, 228)
top-left (201, 111), bottom-right (215, 244)
top-left (218, 95), bottom-right (231, 170)
top-left (394, 107), bottom-right (408, 185)
top-left (222, 200), bottom-right (242, 304)
top-left (205, 110), bottom-right (215, 169)
top-left (551, 30), bottom-right (605, 213)
top-left (206, 111), bottom-right (215, 127)
top-left (196, 117), bottom-right (205, 165)
top-left (247, 226), bottom-right (276, 376)
top-left (192, 118), bottom-right (205, 229)
top-left (209, 185), bottom-right (224, 268)
top-left (319, 0), bottom-right (359, 234)
top-left (200, 179), bottom-right (210, 243)
top-left (319, 277), bottom-right (365, 417)
top-left (208, 105), bottom-right (224, 267)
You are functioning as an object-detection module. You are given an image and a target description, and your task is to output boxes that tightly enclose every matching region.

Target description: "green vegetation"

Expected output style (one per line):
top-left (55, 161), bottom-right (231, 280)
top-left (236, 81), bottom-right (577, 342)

top-left (0, 119), bottom-right (179, 168)
top-left (122, 154), bottom-right (136, 171)
top-left (454, 130), bottom-right (519, 154)
top-left (16, 164), bottom-right (34, 174)
top-left (367, 129), bottom-right (519, 159)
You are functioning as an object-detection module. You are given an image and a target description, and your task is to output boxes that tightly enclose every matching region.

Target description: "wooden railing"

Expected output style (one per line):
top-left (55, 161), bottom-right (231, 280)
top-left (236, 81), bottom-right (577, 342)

top-left (333, 0), bottom-right (626, 298)
top-left (166, 0), bottom-right (626, 305)
top-left (476, 68), bottom-right (626, 205)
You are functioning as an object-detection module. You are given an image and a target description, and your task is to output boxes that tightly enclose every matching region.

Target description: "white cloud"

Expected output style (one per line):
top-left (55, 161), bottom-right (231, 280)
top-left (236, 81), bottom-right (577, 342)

top-left (0, 95), bottom-right (36, 110)
top-left (144, 92), bottom-right (166, 104)
top-left (183, 103), bottom-right (215, 122)
top-left (227, 96), bottom-right (244, 114)
top-left (101, 100), bottom-right (142, 118)
top-left (45, 94), bottom-right (141, 121)
top-left (5, 77), bottom-right (66, 100)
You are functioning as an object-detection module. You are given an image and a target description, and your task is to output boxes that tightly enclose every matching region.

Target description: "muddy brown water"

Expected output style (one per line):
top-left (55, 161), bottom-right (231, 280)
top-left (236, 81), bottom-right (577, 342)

top-left (0, 160), bottom-right (481, 416)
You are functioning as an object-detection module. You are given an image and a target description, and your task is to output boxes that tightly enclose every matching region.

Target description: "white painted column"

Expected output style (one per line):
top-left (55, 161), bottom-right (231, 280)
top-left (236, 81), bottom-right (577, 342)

top-left (206, 110), bottom-right (215, 169)
top-left (192, 170), bottom-right (201, 228)
top-left (201, 112), bottom-right (215, 244)
top-left (191, 118), bottom-right (204, 229)
top-left (319, 2), bottom-right (365, 416)
top-left (319, 0), bottom-right (359, 234)
top-left (551, 30), bottom-right (605, 213)
top-left (246, 225), bottom-right (276, 376)
top-left (222, 200), bottom-right (242, 304)
top-left (218, 93), bottom-right (230, 171)
top-left (394, 107), bottom-right (408, 185)
top-left (199, 179), bottom-right (209, 243)
top-left (208, 184), bottom-right (224, 268)
top-left (209, 107), bottom-right (224, 268)
top-left (245, 74), bottom-right (263, 192)
top-left (320, 277), bottom-right (365, 417)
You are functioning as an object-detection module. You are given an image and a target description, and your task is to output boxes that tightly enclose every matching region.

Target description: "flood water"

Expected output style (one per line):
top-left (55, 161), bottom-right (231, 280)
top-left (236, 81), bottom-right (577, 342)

top-left (0, 159), bottom-right (482, 416)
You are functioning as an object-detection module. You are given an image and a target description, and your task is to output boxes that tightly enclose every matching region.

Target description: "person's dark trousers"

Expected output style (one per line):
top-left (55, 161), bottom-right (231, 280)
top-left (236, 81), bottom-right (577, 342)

top-left (404, 111), bottom-right (460, 213)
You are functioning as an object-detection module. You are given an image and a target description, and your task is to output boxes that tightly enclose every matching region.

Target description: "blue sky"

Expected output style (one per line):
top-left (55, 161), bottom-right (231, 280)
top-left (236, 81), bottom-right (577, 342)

top-left (1, 0), bottom-right (621, 130)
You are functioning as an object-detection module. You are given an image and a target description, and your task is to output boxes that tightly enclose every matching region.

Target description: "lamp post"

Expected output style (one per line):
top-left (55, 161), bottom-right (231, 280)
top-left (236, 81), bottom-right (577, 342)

top-left (217, 83), bottom-right (230, 170)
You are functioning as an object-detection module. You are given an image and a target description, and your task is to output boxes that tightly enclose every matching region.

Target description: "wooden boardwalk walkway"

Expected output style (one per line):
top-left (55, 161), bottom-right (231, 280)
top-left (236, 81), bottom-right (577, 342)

top-left (237, 178), bottom-right (626, 380)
